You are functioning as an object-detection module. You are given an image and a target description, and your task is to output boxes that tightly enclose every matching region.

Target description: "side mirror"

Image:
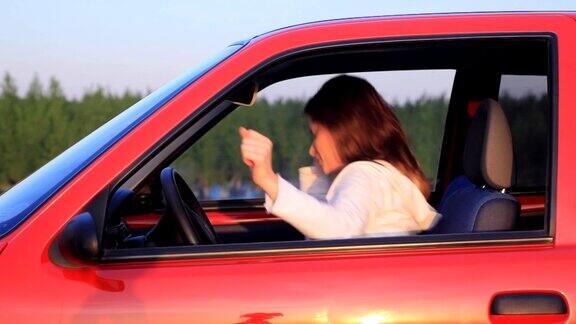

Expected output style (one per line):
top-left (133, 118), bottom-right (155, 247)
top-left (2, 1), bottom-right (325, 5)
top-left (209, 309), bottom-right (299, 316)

top-left (51, 212), bottom-right (100, 267)
top-left (228, 82), bottom-right (258, 107)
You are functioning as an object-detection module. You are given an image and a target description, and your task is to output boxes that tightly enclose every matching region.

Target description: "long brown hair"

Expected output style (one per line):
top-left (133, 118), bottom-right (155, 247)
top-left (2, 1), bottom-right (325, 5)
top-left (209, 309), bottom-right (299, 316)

top-left (304, 75), bottom-right (430, 198)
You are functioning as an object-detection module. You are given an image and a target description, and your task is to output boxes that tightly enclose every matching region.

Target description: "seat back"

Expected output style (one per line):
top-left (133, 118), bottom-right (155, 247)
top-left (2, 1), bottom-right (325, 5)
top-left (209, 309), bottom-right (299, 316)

top-left (431, 99), bottom-right (518, 234)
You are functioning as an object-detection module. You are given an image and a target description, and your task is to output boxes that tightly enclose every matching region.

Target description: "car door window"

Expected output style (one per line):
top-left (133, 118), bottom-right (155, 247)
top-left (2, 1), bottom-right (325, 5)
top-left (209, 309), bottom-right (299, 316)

top-left (172, 70), bottom-right (454, 201)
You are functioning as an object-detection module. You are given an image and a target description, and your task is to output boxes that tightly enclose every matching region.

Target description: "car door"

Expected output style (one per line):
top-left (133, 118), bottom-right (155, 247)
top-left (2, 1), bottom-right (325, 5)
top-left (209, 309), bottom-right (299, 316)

top-left (2, 13), bottom-right (575, 324)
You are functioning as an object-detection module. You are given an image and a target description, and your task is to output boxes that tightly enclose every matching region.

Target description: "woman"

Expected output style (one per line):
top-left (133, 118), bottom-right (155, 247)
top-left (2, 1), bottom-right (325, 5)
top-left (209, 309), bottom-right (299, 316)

top-left (239, 75), bottom-right (438, 239)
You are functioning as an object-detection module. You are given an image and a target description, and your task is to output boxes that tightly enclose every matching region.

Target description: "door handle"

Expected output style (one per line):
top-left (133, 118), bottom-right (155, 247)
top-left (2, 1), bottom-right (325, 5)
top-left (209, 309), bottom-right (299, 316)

top-left (491, 292), bottom-right (567, 315)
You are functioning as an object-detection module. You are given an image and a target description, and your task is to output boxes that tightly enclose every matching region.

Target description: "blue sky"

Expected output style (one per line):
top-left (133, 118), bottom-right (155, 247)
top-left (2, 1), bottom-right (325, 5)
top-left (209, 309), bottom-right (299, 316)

top-left (1, 1), bottom-right (575, 99)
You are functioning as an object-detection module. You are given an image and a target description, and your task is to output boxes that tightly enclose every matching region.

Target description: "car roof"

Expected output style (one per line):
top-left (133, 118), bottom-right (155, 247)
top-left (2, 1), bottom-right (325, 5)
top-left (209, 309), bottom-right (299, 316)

top-left (239, 11), bottom-right (576, 45)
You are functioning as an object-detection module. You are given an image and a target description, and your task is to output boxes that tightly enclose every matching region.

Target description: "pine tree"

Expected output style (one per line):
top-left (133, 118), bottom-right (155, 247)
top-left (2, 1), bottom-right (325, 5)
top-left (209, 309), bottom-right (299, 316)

top-left (0, 73), bottom-right (19, 189)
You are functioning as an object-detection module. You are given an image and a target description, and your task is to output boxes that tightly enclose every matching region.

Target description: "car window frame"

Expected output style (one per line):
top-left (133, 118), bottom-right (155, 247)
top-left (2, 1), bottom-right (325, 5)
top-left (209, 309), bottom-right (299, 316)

top-left (101, 32), bottom-right (557, 263)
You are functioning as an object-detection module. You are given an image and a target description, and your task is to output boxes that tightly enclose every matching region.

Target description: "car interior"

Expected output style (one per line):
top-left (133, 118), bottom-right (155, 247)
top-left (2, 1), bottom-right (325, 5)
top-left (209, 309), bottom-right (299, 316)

top-left (96, 35), bottom-right (552, 251)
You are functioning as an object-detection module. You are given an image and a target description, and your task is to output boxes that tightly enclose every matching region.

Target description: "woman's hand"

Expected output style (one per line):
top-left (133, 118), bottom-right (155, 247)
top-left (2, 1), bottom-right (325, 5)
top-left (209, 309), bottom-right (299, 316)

top-left (239, 127), bottom-right (278, 200)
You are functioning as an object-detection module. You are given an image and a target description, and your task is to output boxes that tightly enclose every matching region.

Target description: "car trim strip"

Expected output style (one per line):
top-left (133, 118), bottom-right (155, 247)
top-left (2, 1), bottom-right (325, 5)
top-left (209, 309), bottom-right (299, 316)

top-left (101, 235), bottom-right (552, 263)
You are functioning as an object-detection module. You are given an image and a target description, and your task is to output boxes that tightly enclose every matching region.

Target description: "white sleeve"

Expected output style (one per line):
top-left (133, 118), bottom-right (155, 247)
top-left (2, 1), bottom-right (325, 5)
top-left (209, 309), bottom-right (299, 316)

top-left (264, 167), bottom-right (377, 239)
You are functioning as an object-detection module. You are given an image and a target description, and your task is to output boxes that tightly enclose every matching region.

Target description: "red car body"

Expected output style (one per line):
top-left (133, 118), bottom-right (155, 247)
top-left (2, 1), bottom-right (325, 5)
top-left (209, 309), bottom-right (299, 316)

top-left (1, 12), bottom-right (576, 323)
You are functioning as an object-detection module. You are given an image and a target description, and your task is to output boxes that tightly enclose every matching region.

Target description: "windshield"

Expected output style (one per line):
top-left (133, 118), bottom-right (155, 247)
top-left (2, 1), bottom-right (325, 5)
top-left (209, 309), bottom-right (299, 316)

top-left (0, 43), bottom-right (244, 239)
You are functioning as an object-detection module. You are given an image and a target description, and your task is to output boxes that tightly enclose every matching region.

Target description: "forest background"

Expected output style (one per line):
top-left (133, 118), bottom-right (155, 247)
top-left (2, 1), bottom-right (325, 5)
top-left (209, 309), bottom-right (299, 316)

top-left (0, 73), bottom-right (545, 199)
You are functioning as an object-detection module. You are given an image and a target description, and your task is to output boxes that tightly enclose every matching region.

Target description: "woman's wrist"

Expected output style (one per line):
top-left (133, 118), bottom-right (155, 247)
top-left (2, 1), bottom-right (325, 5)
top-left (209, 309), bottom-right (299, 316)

top-left (258, 172), bottom-right (279, 201)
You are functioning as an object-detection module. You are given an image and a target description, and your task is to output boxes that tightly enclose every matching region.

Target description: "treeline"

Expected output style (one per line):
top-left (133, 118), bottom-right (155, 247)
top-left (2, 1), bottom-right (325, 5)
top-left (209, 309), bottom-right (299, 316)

top-left (0, 74), bottom-right (142, 192)
top-left (499, 93), bottom-right (548, 188)
top-left (169, 96), bottom-right (451, 199)
top-left (0, 74), bottom-right (451, 196)
top-left (3, 73), bottom-right (545, 199)
top-left (172, 98), bottom-right (315, 198)
top-left (0, 74), bottom-right (548, 198)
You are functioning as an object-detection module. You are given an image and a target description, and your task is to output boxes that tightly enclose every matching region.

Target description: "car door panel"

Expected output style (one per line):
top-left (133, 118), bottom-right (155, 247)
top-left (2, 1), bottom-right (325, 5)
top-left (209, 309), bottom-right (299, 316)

top-left (54, 242), bottom-right (567, 323)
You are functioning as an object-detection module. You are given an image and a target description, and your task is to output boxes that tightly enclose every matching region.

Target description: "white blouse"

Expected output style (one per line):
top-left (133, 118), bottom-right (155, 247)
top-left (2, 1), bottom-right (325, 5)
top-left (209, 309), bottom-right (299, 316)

top-left (264, 160), bottom-right (440, 239)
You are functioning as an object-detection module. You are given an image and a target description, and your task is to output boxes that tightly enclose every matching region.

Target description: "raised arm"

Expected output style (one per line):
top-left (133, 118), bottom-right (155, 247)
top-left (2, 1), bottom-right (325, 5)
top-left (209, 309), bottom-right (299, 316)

top-left (265, 166), bottom-right (376, 239)
top-left (239, 126), bottom-right (379, 239)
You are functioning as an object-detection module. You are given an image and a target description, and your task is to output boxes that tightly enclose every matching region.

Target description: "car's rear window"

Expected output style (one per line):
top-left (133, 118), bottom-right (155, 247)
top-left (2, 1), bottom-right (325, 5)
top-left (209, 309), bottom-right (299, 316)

top-left (498, 74), bottom-right (548, 191)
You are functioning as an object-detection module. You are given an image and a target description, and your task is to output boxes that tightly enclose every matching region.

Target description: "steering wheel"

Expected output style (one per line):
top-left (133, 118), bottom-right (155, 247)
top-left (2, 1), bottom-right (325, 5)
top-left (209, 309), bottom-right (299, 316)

top-left (159, 167), bottom-right (219, 245)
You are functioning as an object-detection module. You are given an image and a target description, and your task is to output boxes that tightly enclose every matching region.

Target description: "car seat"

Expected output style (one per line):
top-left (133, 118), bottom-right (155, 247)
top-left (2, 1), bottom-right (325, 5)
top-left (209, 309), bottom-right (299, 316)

top-left (429, 99), bottom-right (518, 233)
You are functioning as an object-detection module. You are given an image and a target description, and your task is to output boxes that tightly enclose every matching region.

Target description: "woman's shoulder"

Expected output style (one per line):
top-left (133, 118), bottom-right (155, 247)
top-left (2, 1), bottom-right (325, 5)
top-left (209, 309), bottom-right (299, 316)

top-left (326, 161), bottom-right (389, 199)
top-left (335, 160), bottom-right (395, 184)
top-left (336, 160), bottom-right (411, 187)
top-left (340, 160), bottom-right (396, 175)
top-left (339, 160), bottom-right (377, 174)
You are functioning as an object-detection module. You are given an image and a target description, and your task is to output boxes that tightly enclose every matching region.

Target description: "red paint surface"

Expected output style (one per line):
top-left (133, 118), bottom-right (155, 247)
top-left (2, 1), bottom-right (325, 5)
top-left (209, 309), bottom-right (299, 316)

top-left (124, 210), bottom-right (277, 229)
top-left (0, 13), bottom-right (575, 323)
top-left (123, 213), bottom-right (161, 229)
top-left (206, 210), bottom-right (280, 226)
top-left (490, 314), bottom-right (569, 324)
top-left (516, 194), bottom-right (546, 213)
top-left (467, 100), bottom-right (481, 117)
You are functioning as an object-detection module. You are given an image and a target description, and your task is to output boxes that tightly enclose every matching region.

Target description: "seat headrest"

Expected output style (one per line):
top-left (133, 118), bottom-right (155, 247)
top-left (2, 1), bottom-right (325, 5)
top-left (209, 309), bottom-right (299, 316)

top-left (463, 99), bottom-right (514, 190)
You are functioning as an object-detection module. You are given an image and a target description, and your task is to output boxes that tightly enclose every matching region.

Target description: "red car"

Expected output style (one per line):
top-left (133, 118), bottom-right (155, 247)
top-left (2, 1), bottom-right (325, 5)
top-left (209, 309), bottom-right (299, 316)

top-left (0, 12), bottom-right (574, 323)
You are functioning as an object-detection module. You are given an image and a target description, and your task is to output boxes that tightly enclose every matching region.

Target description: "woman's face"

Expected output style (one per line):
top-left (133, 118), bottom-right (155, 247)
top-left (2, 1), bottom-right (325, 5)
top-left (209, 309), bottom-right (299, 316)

top-left (308, 121), bottom-right (344, 174)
